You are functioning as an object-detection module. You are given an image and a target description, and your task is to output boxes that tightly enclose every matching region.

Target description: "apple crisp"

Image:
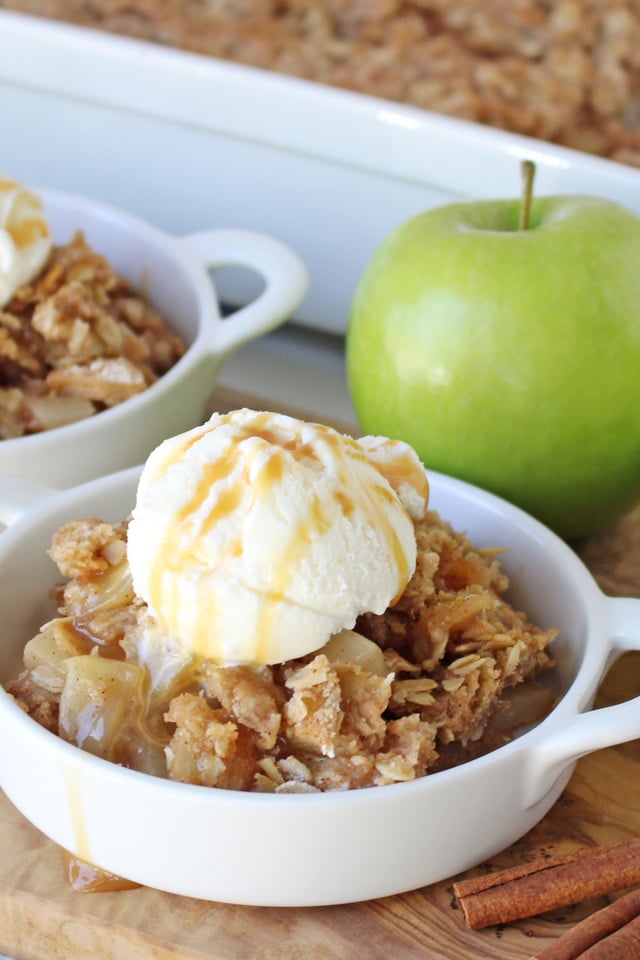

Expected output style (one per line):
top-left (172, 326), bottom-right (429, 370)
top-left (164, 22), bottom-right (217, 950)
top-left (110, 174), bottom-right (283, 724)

top-left (0, 231), bottom-right (185, 438)
top-left (2, 1), bottom-right (639, 166)
top-left (7, 508), bottom-right (556, 792)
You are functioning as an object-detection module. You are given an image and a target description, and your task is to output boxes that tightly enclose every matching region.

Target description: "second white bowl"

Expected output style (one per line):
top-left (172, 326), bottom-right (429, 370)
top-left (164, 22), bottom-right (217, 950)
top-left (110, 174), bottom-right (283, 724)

top-left (0, 188), bottom-right (308, 487)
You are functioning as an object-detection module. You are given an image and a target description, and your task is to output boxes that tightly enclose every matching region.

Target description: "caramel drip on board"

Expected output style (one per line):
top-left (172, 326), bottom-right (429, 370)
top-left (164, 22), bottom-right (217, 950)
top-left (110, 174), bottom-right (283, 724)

top-left (62, 766), bottom-right (92, 867)
top-left (63, 851), bottom-right (140, 893)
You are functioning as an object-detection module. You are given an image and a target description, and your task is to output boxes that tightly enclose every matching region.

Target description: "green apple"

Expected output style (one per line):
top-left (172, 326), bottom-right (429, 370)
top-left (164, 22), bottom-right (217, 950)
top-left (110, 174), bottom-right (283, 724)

top-left (346, 182), bottom-right (640, 540)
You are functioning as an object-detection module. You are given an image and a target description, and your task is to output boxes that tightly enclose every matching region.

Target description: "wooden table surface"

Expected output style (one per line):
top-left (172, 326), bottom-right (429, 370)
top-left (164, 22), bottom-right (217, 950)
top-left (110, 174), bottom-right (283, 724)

top-left (1, 386), bottom-right (639, 960)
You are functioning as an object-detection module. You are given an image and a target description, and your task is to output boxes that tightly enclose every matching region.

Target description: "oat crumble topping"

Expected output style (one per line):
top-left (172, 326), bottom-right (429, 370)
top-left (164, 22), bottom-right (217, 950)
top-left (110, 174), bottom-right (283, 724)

top-left (8, 508), bottom-right (556, 792)
top-left (0, 232), bottom-right (185, 438)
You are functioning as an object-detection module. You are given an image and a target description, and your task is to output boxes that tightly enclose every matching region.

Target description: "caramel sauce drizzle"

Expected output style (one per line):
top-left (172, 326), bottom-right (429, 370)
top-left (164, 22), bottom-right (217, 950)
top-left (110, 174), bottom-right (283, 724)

top-left (362, 438), bottom-right (430, 504)
top-left (144, 411), bottom-right (418, 663)
top-left (0, 179), bottom-right (50, 248)
top-left (7, 214), bottom-right (50, 248)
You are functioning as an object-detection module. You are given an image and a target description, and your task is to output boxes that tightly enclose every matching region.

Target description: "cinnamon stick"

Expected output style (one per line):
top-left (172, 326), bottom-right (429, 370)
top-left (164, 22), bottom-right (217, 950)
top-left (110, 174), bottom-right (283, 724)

top-left (577, 915), bottom-right (640, 959)
top-left (453, 839), bottom-right (640, 930)
top-left (531, 888), bottom-right (640, 959)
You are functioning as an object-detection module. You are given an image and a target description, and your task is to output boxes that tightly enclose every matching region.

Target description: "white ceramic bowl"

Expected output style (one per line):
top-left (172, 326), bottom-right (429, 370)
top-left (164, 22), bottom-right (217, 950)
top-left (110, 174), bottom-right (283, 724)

top-left (1, 468), bottom-right (639, 907)
top-left (0, 188), bottom-right (308, 486)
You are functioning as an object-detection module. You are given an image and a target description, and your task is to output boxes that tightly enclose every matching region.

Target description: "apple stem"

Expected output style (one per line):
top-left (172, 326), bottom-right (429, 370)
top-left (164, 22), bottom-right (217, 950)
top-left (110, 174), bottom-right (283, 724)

top-left (519, 160), bottom-right (536, 230)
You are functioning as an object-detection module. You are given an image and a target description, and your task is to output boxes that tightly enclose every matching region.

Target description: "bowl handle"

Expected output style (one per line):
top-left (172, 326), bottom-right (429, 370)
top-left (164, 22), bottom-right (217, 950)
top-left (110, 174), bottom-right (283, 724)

top-left (523, 596), bottom-right (640, 808)
top-left (180, 229), bottom-right (308, 355)
top-left (0, 476), bottom-right (56, 528)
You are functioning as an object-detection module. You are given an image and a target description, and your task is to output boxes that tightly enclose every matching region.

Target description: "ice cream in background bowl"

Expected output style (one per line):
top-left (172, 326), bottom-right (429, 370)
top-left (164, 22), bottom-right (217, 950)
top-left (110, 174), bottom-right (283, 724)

top-left (127, 408), bottom-right (429, 666)
top-left (0, 175), bottom-right (52, 307)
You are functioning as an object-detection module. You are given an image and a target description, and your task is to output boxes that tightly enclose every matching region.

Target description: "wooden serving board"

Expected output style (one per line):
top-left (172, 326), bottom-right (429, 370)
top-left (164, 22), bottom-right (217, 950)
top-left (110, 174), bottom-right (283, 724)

top-left (2, 387), bottom-right (640, 960)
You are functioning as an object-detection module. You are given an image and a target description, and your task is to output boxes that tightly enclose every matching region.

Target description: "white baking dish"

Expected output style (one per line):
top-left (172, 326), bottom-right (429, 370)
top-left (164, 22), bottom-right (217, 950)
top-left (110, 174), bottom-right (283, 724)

top-left (1, 10), bottom-right (640, 335)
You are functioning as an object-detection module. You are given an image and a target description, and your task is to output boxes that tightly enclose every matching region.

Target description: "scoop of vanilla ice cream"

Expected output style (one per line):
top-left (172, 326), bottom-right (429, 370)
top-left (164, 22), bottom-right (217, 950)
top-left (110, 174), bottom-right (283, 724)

top-left (127, 409), bottom-right (428, 666)
top-left (0, 175), bottom-right (52, 308)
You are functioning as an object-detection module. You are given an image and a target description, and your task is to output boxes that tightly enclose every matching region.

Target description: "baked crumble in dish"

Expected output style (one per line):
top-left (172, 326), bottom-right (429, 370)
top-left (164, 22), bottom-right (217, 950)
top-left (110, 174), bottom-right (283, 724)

top-left (0, 231), bottom-right (185, 438)
top-left (2, 1), bottom-right (640, 166)
top-left (8, 508), bottom-right (556, 792)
